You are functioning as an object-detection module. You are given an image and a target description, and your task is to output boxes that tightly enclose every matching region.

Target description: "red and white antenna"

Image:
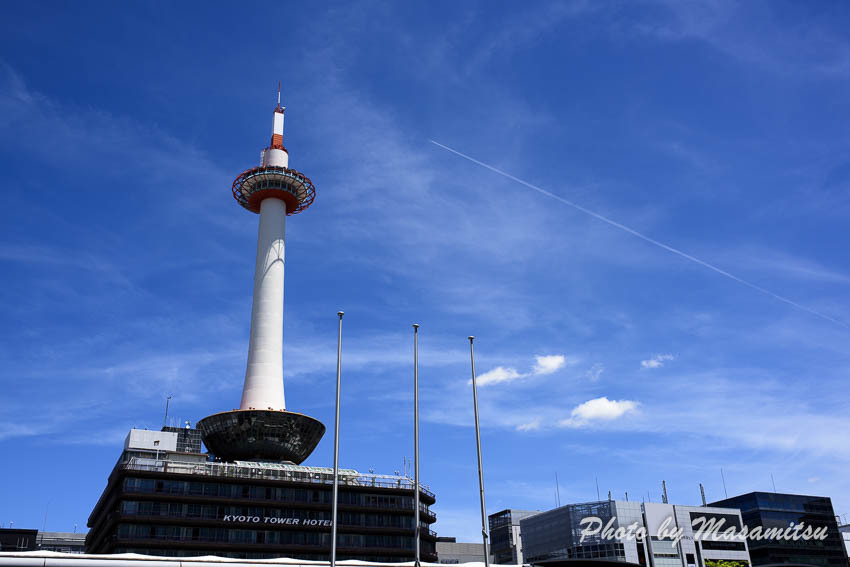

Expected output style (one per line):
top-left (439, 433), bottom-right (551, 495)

top-left (267, 81), bottom-right (286, 154)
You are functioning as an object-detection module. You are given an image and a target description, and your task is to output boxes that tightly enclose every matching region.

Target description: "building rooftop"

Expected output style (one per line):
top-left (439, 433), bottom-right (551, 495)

top-left (113, 454), bottom-right (434, 497)
top-left (89, 451), bottom-right (437, 529)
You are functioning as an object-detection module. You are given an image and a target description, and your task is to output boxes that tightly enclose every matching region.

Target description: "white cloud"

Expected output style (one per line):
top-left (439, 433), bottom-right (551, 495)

top-left (533, 354), bottom-right (567, 375)
top-left (559, 396), bottom-right (639, 428)
top-left (475, 366), bottom-right (526, 386)
top-left (641, 354), bottom-right (675, 369)
top-left (474, 353), bottom-right (571, 387)
top-left (585, 363), bottom-right (605, 381)
top-left (516, 418), bottom-right (542, 432)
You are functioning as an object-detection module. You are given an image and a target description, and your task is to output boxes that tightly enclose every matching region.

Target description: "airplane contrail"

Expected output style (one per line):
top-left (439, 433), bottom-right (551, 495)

top-left (429, 139), bottom-right (848, 329)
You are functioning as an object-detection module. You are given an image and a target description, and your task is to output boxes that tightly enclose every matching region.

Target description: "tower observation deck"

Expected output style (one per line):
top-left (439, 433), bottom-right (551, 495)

top-left (198, 87), bottom-right (324, 464)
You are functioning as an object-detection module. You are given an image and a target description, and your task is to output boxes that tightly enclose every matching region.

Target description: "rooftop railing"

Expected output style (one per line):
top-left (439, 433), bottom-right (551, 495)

top-left (118, 457), bottom-right (435, 499)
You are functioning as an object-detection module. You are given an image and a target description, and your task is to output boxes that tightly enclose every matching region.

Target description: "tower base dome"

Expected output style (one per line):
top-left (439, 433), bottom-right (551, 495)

top-left (197, 409), bottom-right (325, 464)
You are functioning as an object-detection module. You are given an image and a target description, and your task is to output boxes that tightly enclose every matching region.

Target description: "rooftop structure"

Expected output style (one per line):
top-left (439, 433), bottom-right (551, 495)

top-left (92, 454), bottom-right (435, 498)
top-left (35, 532), bottom-right (86, 554)
top-left (162, 425), bottom-right (203, 454)
top-left (0, 529), bottom-right (86, 554)
top-left (0, 530), bottom-right (37, 552)
top-left (197, 86), bottom-right (323, 465)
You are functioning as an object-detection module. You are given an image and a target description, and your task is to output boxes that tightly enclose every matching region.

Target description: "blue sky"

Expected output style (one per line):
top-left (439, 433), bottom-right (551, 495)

top-left (2, 1), bottom-right (850, 541)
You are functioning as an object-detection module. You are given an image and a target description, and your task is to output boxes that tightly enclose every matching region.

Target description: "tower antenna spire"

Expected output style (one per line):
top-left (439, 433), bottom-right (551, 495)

top-left (277, 81), bottom-right (281, 108)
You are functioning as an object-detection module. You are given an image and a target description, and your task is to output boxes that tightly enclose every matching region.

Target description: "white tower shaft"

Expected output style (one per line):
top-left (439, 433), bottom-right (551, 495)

top-left (240, 197), bottom-right (287, 410)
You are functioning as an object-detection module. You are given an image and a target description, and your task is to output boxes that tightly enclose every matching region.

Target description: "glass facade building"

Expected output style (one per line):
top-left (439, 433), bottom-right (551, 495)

top-left (489, 509), bottom-right (541, 564)
top-left (520, 500), bottom-right (641, 565)
top-left (520, 500), bottom-right (751, 567)
top-left (710, 492), bottom-right (848, 567)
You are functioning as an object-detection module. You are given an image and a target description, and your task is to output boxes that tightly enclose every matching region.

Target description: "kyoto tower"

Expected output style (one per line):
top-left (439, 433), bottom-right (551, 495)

top-left (198, 87), bottom-right (325, 464)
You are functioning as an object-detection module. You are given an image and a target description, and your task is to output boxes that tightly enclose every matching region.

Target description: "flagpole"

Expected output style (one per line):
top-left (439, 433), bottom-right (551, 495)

top-left (469, 336), bottom-right (490, 567)
top-left (330, 311), bottom-right (343, 567)
top-left (413, 324), bottom-right (421, 567)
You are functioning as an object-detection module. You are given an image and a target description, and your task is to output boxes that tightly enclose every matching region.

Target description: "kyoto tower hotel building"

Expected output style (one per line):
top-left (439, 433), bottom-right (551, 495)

top-left (85, 93), bottom-right (438, 561)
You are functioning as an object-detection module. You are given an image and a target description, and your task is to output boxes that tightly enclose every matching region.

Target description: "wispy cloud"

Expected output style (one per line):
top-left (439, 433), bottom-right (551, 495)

top-left (559, 396), bottom-right (640, 428)
top-left (430, 140), bottom-right (850, 329)
top-left (476, 365), bottom-right (526, 387)
top-left (735, 247), bottom-right (850, 285)
top-left (585, 363), bottom-right (605, 382)
top-left (641, 354), bottom-right (675, 369)
top-left (623, 2), bottom-right (850, 77)
top-left (0, 422), bottom-right (43, 442)
top-left (516, 418), bottom-right (542, 432)
top-left (474, 353), bottom-right (572, 386)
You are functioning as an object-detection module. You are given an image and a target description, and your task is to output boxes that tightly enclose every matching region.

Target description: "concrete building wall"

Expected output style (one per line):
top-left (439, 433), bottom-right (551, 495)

top-left (644, 503), bottom-right (750, 567)
top-left (436, 541), bottom-right (490, 564)
top-left (123, 429), bottom-right (177, 452)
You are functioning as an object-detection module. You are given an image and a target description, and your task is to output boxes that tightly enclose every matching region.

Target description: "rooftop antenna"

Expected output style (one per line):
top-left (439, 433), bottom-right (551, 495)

top-left (771, 473), bottom-right (777, 493)
top-left (42, 500), bottom-right (51, 533)
top-left (700, 483), bottom-right (707, 506)
top-left (608, 490), bottom-right (612, 502)
top-left (468, 336), bottom-right (490, 567)
top-left (163, 395), bottom-right (172, 428)
top-left (721, 468), bottom-right (728, 499)
top-left (277, 81), bottom-right (281, 108)
top-left (625, 491), bottom-right (629, 502)
top-left (662, 480), bottom-right (668, 504)
top-left (596, 477), bottom-right (601, 501)
top-left (555, 472), bottom-right (561, 507)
